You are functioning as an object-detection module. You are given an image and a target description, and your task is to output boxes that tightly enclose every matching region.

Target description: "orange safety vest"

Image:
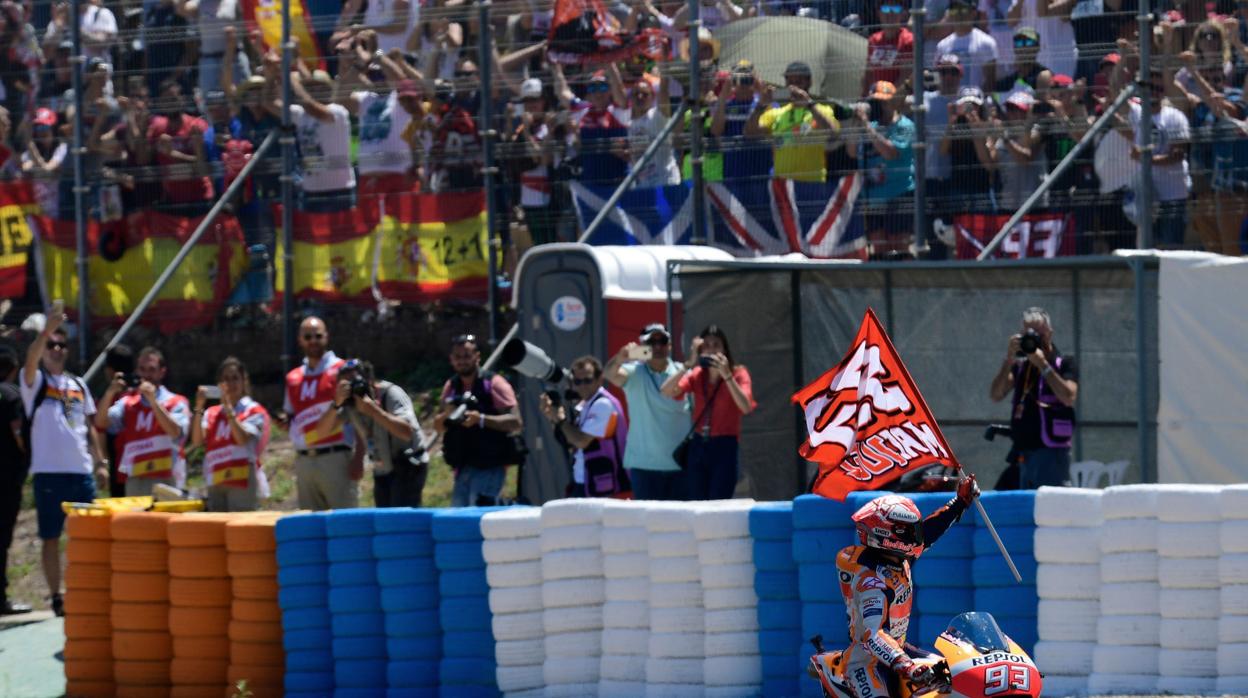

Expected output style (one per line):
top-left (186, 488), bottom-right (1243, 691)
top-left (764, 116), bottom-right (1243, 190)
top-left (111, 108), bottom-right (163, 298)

top-left (203, 400), bottom-right (271, 489)
top-left (117, 391), bottom-right (189, 480)
top-left (285, 357), bottom-right (346, 450)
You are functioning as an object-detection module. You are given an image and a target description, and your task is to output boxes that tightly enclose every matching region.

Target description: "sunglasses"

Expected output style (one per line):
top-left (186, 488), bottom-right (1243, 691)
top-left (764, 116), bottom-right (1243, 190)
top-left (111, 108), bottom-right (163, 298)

top-left (880, 4), bottom-right (904, 13)
top-left (452, 333), bottom-right (477, 346)
top-left (46, 341), bottom-right (67, 350)
top-left (1014, 37), bottom-right (1039, 48)
top-left (586, 82), bottom-right (610, 94)
top-left (572, 377), bottom-right (597, 385)
top-left (302, 333), bottom-right (325, 339)
top-left (733, 76), bottom-right (755, 86)
top-left (646, 336), bottom-right (670, 346)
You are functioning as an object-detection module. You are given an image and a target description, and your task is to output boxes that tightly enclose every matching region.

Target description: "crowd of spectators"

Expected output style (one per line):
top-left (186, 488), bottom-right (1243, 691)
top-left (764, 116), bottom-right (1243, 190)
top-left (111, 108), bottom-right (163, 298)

top-left (1, 0), bottom-right (1246, 262)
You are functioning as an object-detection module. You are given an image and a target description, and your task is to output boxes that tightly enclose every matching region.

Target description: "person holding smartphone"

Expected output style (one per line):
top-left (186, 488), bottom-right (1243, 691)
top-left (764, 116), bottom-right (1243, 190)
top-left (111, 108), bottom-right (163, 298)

top-left (660, 325), bottom-right (755, 500)
top-left (190, 357), bottom-right (271, 512)
top-left (95, 347), bottom-right (191, 496)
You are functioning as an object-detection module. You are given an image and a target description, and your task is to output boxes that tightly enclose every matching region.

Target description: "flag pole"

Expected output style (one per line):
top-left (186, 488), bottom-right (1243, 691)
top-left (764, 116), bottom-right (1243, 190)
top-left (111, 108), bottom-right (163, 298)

top-left (972, 494), bottom-right (1023, 583)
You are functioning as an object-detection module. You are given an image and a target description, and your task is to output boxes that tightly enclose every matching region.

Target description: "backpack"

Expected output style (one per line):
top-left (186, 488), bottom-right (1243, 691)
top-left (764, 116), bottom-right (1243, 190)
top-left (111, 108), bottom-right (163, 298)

top-left (20, 368), bottom-right (87, 461)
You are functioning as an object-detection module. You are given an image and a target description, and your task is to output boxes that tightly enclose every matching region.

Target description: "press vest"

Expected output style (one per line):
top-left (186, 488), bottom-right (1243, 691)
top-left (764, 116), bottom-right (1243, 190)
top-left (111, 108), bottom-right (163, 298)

top-left (1010, 355), bottom-right (1076, 449)
top-left (203, 400), bottom-right (270, 489)
top-left (286, 357), bottom-right (346, 451)
top-left (441, 371), bottom-right (516, 469)
top-left (578, 388), bottom-right (630, 496)
top-left (117, 391), bottom-right (189, 480)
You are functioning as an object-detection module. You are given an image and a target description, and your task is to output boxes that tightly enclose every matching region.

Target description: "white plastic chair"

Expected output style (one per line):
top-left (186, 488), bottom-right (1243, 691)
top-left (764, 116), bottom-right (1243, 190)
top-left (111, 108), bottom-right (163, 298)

top-left (1069, 459), bottom-right (1129, 489)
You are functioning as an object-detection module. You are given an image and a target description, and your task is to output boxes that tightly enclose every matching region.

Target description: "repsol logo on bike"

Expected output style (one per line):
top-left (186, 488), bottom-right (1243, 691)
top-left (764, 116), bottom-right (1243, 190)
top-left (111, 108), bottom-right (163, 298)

top-left (852, 667), bottom-right (873, 698)
top-left (971, 652), bottom-right (1032, 667)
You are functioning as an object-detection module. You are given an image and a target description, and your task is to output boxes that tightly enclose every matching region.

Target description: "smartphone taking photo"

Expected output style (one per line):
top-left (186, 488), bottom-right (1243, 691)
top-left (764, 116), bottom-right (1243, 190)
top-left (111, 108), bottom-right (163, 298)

top-left (200, 385), bottom-right (222, 400)
top-left (626, 345), bottom-right (653, 361)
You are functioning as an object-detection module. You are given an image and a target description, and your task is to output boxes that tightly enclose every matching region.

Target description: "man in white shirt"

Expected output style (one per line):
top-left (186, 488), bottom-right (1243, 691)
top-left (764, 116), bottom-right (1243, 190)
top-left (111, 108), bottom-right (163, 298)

top-left (333, 46), bottom-right (415, 201)
top-left (935, 0), bottom-right (999, 92)
top-left (20, 308), bottom-right (104, 617)
top-left (540, 356), bottom-right (630, 498)
top-left (1128, 71), bottom-right (1191, 247)
top-left (78, 0), bottom-right (117, 61)
top-left (291, 70), bottom-right (356, 213)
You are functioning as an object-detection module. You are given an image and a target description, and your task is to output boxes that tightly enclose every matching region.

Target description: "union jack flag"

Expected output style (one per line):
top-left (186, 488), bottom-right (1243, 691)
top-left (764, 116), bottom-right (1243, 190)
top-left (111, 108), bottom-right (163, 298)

top-left (571, 174), bottom-right (866, 258)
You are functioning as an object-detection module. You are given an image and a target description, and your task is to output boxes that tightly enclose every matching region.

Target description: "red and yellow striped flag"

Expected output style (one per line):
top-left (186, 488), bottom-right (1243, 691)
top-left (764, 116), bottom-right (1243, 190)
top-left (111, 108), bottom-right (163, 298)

top-left (0, 181), bottom-right (41, 298)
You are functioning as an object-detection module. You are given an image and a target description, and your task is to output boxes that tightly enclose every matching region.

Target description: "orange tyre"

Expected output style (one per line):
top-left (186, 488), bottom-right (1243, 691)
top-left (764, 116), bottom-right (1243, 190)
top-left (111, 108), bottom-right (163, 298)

top-left (169, 577), bottom-right (232, 607)
top-left (170, 686), bottom-right (226, 698)
top-left (63, 639), bottom-right (113, 661)
top-left (230, 599), bottom-right (281, 623)
top-left (65, 659), bottom-right (113, 681)
top-left (110, 512), bottom-right (175, 542)
top-left (110, 541), bottom-right (168, 573)
top-left (223, 519), bottom-right (278, 553)
top-left (169, 658), bottom-right (229, 685)
top-left (231, 576), bottom-right (278, 601)
top-left (227, 620), bottom-right (282, 643)
top-left (167, 514), bottom-right (233, 548)
top-left (110, 602), bottom-right (169, 632)
top-left (114, 659), bottom-right (172, 685)
top-left (64, 614), bottom-right (112, 639)
top-left (172, 635), bottom-right (230, 660)
top-left (229, 641), bottom-right (284, 667)
top-left (169, 547), bottom-right (228, 578)
top-left (111, 573), bottom-right (169, 602)
top-left (168, 606), bottom-right (231, 636)
top-left (65, 563), bottom-right (111, 591)
top-left (63, 679), bottom-right (115, 698)
top-left (67, 515), bottom-right (114, 541)
top-left (226, 552), bottom-right (277, 578)
top-left (64, 589), bottom-right (111, 615)
top-left (68, 541), bottom-right (113, 565)
top-left (114, 684), bottom-right (172, 697)
top-left (112, 631), bottom-right (174, 661)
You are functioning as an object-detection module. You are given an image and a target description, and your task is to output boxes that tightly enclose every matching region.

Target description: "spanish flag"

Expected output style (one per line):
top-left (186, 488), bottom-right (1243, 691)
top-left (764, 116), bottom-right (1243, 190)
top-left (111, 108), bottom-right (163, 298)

top-left (39, 212), bottom-right (248, 332)
top-left (275, 191), bottom-right (490, 304)
top-left (241, 0), bottom-right (323, 70)
top-left (0, 181), bottom-right (41, 298)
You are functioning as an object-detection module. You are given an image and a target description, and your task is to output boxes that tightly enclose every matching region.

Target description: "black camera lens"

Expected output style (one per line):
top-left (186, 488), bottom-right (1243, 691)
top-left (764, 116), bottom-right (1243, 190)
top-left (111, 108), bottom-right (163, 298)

top-left (127, 373), bottom-right (141, 388)
top-left (698, 355), bottom-right (713, 369)
top-left (350, 376), bottom-right (369, 397)
top-left (1018, 329), bottom-right (1040, 356)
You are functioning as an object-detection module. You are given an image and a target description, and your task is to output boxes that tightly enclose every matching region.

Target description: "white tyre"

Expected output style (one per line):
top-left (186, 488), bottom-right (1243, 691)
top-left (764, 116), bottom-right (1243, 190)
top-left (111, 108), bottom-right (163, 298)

top-left (701, 564), bottom-right (756, 590)
top-left (546, 630), bottom-right (603, 658)
top-left (651, 606), bottom-right (706, 634)
top-left (646, 657), bottom-right (704, 684)
top-left (705, 608), bottom-right (760, 634)
top-left (1217, 644), bottom-right (1248, 675)
top-left (490, 586), bottom-right (544, 614)
top-left (541, 548), bottom-right (604, 580)
top-left (1100, 552), bottom-right (1158, 583)
top-left (704, 655), bottom-right (762, 686)
top-left (1087, 672), bottom-right (1157, 695)
top-left (1159, 556), bottom-right (1219, 589)
top-left (543, 578), bottom-right (606, 608)
top-left (698, 539), bottom-right (753, 566)
top-left (1221, 584), bottom-right (1248, 615)
top-left (545, 683), bottom-right (599, 697)
top-left (544, 606), bottom-right (604, 634)
top-left (1097, 615), bottom-right (1160, 646)
top-left (602, 526), bottom-right (649, 554)
top-left (647, 507), bottom-right (697, 534)
top-left (694, 507), bottom-right (754, 541)
top-left (606, 577), bottom-right (650, 602)
top-left (601, 628), bottom-right (649, 655)
top-left (543, 656), bottom-right (600, 685)
top-left (703, 587), bottom-right (757, 611)
top-left (1159, 588), bottom-right (1219, 619)
top-left (496, 638), bottom-right (545, 667)
top-left (649, 582), bottom-right (703, 609)
top-left (1093, 645), bottom-right (1159, 674)
top-left (494, 610), bottom-right (544, 641)
top-left (1220, 485), bottom-right (1248, 520)
top-left (505, 687), bottom-right (547, 698)
top-left (1102, 485), bottom-right (1159, 520)
top-left (1033, 527), bottom-right (1100, 565)
top-left (1222, 521), bottom-right (1248, 554)
top-left (602, 501), bottom-right (648, 528)
top-left (603, 552), bottom-right (649, 580)
top-left (1037, 600), bottom-right (1098, 642)
top-left (651, 556), bottom-right (702, 584)
top-left (482, 508), bottom-right (542, 540)
top-left (1159, 618), bottom-right (1218, 650)
top-left (1222, 615), bottom-right (1248, 644)
top-left (1156, 484), bottom-right (1221, 523)
top-left (1099, 519), bottom-right (1157, 553)
top-left (542, 499), bottom-right (606, 527)
top-left (704, 631), bottom-right (759, 657)
top-left (1216, 675), bottom-right (1248, 695)
top-left (1035, 486), bottom-right (1103, 527)
top-left (496, 664), bottom-right (544, 692)
top-left (649, 632), bottom-right (705, 659)
top-left (1033, 644), bottom-right (1093, 679)
top-left (646, 684), bottom-right (704, 697)
top-left (1221, 553), bottom-right (1248, 584)
top-left (1037, 563), bottom-right (1099, 600)
top-left (600, 654), bottom-right (648, 680)
top-left (1038, 675), bottom-right (1086, 698)
top-left (604, 601), bottom-right (650, 629)
top-left (541, 525), bottom-right (602, 554)
top-left (485, 538), bottom-right (542, 564)
top-left (1156, 676), bottom-right (1216, 695)
top-left (1156, 522), bottom-right (1221, 558)
top-left (599, 680), bottom-right (648, 697)
top-left (649, 532), bottom-right (698, 558)
top-left (488, 561), bottom-right (543, 589)
top-left (1100, 582), bottom-right (1160, 616)
top-left (1157, 648), bottom-right (1216, 677)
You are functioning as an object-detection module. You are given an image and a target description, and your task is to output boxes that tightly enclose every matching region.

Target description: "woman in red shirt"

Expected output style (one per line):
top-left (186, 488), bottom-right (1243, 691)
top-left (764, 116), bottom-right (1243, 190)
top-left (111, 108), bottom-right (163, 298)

top-left (661, 325), bottom-right (756, 500)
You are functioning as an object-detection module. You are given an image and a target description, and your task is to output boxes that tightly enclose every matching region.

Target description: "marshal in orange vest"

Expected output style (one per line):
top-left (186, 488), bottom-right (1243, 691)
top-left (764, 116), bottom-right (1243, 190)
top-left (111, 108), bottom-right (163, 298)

top-left (285, 357), bottom-right (347, 451)
top-left (203, 399), bottom-right (271, 489)
top-left (116, 390), bottom-right (190, 480)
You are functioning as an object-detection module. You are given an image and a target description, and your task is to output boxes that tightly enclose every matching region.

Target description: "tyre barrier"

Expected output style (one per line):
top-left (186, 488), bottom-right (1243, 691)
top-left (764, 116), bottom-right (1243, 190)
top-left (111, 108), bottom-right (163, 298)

top-left (167, 514), bottom-right (233, 697)
top-left (433, 507), bottom-right (504, 698)
top-left (374, 508), bottom-right (441, 695)
top-left (225, 513), bottom-right (284, 697)
top-left (64, 515), bottom-right (115, 698)
top-left (326, 509), bottom-right (384, 695)
top-left (750, 502), bottom-right (800, 698)
top-left (275, 512), bottom-right (330, 698)
top-left (481, 507), bottom-right (543, 698)
top-left (792, 494), bottom-right (856, 698)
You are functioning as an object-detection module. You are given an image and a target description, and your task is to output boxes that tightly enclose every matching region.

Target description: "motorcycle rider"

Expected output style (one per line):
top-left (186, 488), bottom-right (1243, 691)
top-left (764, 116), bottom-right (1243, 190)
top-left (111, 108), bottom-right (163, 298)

top-left (834, 476), bottom-right (981, 698)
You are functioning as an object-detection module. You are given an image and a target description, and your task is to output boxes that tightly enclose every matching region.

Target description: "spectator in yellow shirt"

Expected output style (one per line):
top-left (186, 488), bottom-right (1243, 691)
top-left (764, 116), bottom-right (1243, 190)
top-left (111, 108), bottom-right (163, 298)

top-left (745, 61), bottom-right (840, 182)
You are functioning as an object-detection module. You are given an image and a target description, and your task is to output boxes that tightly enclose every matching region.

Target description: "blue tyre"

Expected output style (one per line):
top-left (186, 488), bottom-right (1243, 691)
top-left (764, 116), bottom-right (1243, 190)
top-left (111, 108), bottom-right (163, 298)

top-left (332, 611), bottom-right (386, 638)
top-left (387, 634), bottom-right (443, 659)
top-left (284, 671), bottom-right (334, 693)
top-left (334, 658), bottom-right (388, 688)
top-left (792, 530), bottom-right (851, 564)
top-left (756, 600), bottom-right (802, 630)
top-left (276, 540), bottom-right (328, 567)
top-left (326, 509), bottom-right (377, 538)
top-left (759, 629), bottom-right (803, 657)
top-left (914, 587), bottom-right (974, 616)
top-left (283, 627), bottom-right (332, 652)
top-left (381, 584), bottom-right (439, 613)
top-left (439, 658), bottom-right (497, 684)
top-left (753, 540), bottom-right (796, 572)
top-left (282, 608), bottom-right (332, 631)
top-left (377, 558), bottom-right (439, 587)
top-left (387, 660), bottom-right (439, 687)
top-left (431, 509), bottom-right (493, 542)
top-left (921, 526), bottom-right (974, 559)
top-left (278, 562), bottom-right (329, 587)
top-left (750, 502), bottom-right (794, 540)
top-left (328, 561), bottom-right (378, 587)
top-left (972, 525), bottom-right (1036, 557)
top-left (442, 631), bottom-right (495, 659)
top-left (438, 570), bottom-right (489, 598)
top-left (279, 584), bottom-right (329, 611)
top-left (912, 557), bottom-right (974, 588)
top-left (973, 491), bottom-right (1036, 527)
top-left (328, 585), bottom-right (382, 614)
top-left (385, 610), bottom-right (441, 638)
top-left (438, 598), bottom-right (492, 632)
top-left (373, 532), bottom-right (435, 559)
top-left (275, 513), bottom-right (327, 543)
top-left (327, 536), bottom-right (376, 563)
top-left (755, 571), bottom-right (799, 601)
top-left (434, 541), bottom-right (486, 571)
top-left (972, 555), bottom-right (1038, 587)
top-left (332, 635), bottom-right (387, 660)
top-left (797, 563), bottom-right (841, 602)
top-left (793, 495), bottom-right (857, 530)
top-left (286, 649), bottom-right (334, 673)
top-left (374, 508), bottom-right (435, 534)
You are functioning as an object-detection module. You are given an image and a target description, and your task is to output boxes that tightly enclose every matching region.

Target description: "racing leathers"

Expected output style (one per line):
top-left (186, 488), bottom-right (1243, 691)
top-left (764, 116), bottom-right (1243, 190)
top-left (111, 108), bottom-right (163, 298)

top-left (836, 497), bottom-right (970, 698)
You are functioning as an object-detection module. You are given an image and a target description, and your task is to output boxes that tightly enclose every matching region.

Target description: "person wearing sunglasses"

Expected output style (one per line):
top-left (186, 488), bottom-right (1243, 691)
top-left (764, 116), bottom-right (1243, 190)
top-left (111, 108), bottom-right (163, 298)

top-left (745, 61), bottom-right (840, 183)
top-left (711, 60), bottom-right (773, 183)
top-left (20, 305), bottom-right (105, 617)
top-left (992, 27), bottom-right (1052, 97)
top-left (603, 323), bottom-right (691, 500)
top-left (540, 356), bottom-right (631, 498)
top-left (628, 72), bottom-right (681, 186)
top-left (1125, 68), bottom-right (1192, 248)
top-left (569, 67), bottom-right (631, 189)
top-left (863, 1), bottom-right (913, 97)
top-left (934, 0), bottom-right (999, 92)
top-left (1006, 0), bottom-right (1077, 79)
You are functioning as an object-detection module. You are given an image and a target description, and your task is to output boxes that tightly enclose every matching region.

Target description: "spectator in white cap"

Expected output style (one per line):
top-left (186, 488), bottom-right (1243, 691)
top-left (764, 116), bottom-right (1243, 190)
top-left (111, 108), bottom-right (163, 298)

top-left (924, 54), bottom-right (964, 248)
top-left (511, 76), bottom-right (574, 247)
top-left (935, 0), bottom-right (998, 92)
top-left (992, 90), bottom-right (1047, 211)
top-left (938, 86), bottom-right (998, 213)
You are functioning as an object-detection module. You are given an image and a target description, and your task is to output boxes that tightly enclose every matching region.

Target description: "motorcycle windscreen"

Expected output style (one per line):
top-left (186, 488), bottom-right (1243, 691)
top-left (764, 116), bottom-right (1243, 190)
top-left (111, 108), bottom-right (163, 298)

top-left (942, 612), bottom-right (1012, 653)
top-left (942, 612), bottom-right (1042, 698)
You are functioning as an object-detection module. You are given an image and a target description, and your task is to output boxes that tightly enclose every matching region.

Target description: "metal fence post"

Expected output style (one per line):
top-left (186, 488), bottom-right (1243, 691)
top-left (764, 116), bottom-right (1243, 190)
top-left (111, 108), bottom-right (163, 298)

top-left (479, 0), bottom-right (499, 347)
top-left (1137, 0), bottom-right (1154, 249)
top-left (280, 0), bottom-right (296, 369)
top-left (70, 0), bottom-right (88, 367)
top-left (687, 0), bottom-right (707, 245)
top-left (911, 0), bottom-right (927, 256)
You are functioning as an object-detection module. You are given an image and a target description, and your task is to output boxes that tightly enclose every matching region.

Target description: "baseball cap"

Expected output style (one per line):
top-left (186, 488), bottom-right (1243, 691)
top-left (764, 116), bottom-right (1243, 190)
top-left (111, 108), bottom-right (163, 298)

top-left (784, 61), bottom-right (813, 78)
top-left (204, 89), bottom-right (228, 105)
top-left (1014, 26), bottom-right (1040, 42)
top-left (936, 53), bottom-right (963, 74)
top-left (640, 323), bottom-right (670, 342)
top-left (520, 78), bottom-right (542, 99)
top-left (869, 81), bottom-right (897, 100)
top-left (397, 79), bottom-right (421, 98)
top-left (1005, 90), bottom-right (1036, 111)
top-left (956, 86), bottom-right (985, 105)
top-left (732, 59), bottom-right (754, 78)
top-left (1100, 52), bottom-right (1121, 66)
top-left (1050, 74), bottom-right (1074, 88)
top-left (33, 108), bottom-right (57, 127)
top-left (237, 75), bottom-right (267, 95)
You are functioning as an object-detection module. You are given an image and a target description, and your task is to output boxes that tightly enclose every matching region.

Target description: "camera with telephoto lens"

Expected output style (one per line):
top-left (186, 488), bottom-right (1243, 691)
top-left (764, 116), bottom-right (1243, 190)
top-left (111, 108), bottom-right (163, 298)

top-left (350, 375), bottom-right (370, 398)
top-left (1016, 329), bottom-right (1040, 357)
top-left (447, 392), bottom-right (481, 426)
top-left (126, 373), bottom-right (142, 389)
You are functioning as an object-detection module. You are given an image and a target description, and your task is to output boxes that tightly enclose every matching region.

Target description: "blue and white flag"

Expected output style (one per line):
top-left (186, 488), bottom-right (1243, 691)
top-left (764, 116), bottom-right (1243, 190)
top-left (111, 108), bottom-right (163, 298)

top-left (572, 174), bottom-right (866, 258)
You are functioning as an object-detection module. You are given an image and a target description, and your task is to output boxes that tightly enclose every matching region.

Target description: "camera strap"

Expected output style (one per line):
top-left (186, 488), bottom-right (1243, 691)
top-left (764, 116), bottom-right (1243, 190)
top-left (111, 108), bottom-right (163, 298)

top-left (678, 380), bottom-right (721, 444)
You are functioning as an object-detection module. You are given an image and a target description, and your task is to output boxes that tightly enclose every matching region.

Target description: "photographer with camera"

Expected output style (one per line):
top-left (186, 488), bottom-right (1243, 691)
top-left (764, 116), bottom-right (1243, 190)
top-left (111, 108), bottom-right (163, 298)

top-left (315, 359), bottom-right (430, 507)
top-left (540, 356), bottom-right (630, 498)
top-left (189, 357), bottom-right (271, 512)
top-left (989, 307), bottom-right (1079, 488)
top-left (434, 335), bottom-right (523, 507)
